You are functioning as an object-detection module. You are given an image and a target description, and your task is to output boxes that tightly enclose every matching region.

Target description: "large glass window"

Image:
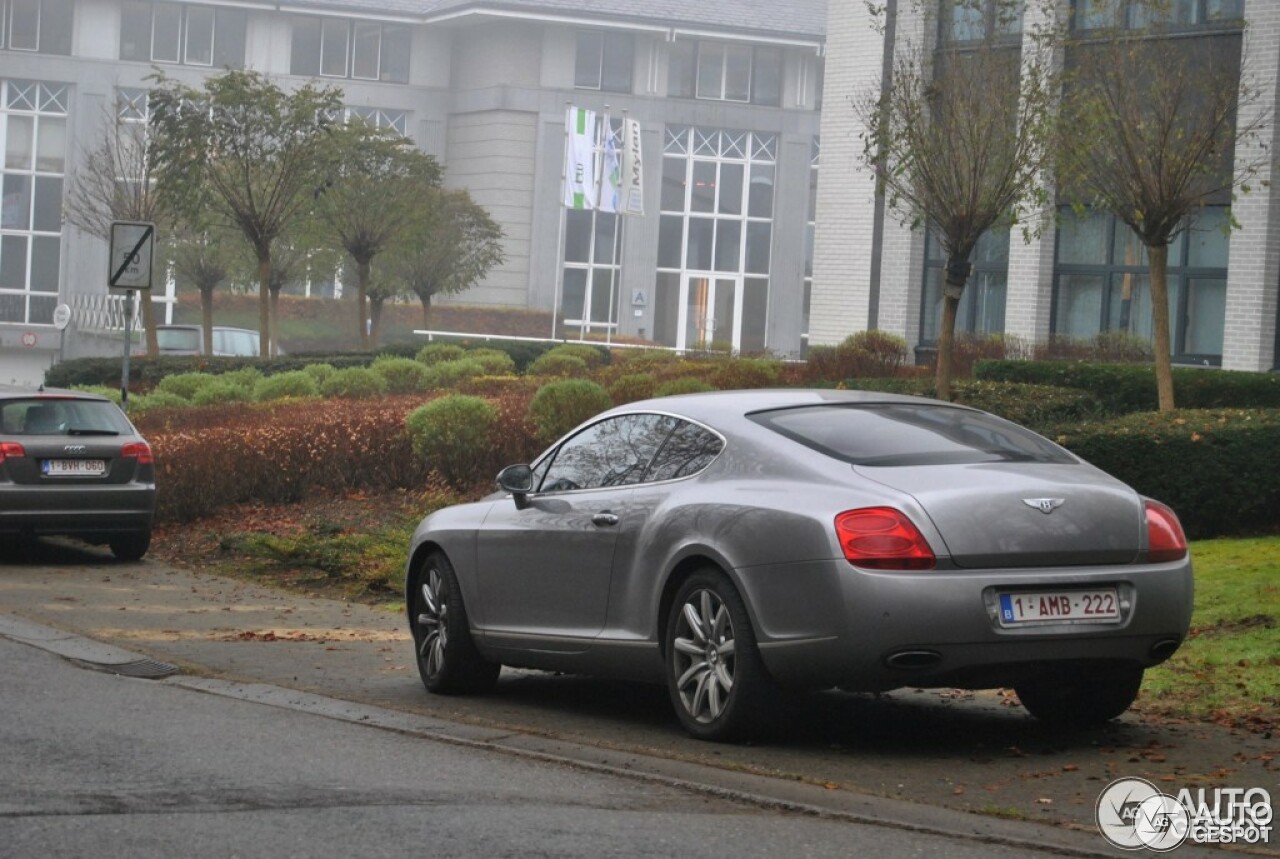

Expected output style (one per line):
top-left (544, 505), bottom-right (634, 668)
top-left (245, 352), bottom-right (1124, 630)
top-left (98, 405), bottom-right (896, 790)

top-left (0, 79), bottom-right (66, 325)
top-left (574, 30), bottom-right (634, 93)
top-left (1052, 206), bottom-right (1229, 363)
top-left (669, 40), bottom-right (783, 106)
top-left (2, 0), bottom-right (71, 54)
top-left (920, 227), bottom-right (1009, 343)
top-left (120, 1), bottom-right (245, 67)
top-left (940, 0), bottom-right (1024, 43)
top-left (290, 17), bottom-right (410, 83)
top-left (1071, 0), bottom-right (1243, 31)
top-left (560, 115), bottom-right (622, 339)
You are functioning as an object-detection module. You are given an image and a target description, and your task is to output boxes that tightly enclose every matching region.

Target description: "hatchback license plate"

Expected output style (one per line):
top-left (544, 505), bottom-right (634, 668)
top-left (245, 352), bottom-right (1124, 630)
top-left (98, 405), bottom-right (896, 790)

top-left (43, 459), bottom-right (106, 477)
top-left (998, 589), bottom-right (1119, 625)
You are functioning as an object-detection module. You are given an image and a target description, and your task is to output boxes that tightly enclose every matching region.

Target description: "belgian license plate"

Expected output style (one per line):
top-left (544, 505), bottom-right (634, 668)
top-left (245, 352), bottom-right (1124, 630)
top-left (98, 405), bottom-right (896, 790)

top-left (998, 589), bottom-right (1119, 625)
top-left (42, 459), bottom-right (107, 477)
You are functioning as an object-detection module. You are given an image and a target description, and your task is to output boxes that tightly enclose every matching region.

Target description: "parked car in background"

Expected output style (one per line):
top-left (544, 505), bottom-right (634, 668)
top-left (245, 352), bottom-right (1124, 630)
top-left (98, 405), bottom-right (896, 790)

top-left (0, 385), bottom-right (156, 560)
top-left (404, 389), bottom-right (1193, 741)
top-left (149, 325), bottom-right (275, 357)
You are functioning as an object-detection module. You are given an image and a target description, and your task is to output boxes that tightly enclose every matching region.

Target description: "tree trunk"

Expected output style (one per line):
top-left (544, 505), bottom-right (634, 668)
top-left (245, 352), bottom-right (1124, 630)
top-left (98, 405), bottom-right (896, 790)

top-left (419, 293), bottom-right (433, 330)
top-left (268, 286), bottom-right (281, 358)
top-left (200, 286), bottom-right (215, 355)
top-left (357, 258), bottom-right (371, 350)
top-left (257, 252), bottom-right (271, 359)
top-left (140, 292), bottom-right (159, 357)
top-left (370, 297), bottom-right (384, 349)
top-left (934, 255), bottom-right (971, 402)
top-left (1147, 243), bottom-right (1176, 412)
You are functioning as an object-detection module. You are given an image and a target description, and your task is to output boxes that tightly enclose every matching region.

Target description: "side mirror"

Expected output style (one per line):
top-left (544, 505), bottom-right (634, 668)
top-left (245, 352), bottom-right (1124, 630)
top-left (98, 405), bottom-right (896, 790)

top-left (496, 464), bottom-right (533, 510)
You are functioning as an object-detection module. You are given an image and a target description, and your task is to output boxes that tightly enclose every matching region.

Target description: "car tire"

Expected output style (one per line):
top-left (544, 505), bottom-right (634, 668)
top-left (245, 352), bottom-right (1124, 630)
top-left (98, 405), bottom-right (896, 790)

top-left (1016, 663), bottom-right (1144, 727)
top-left (109, 531), bottom-right (151, 562)
top-left (665, 569), bottom-right (777, 742)
top-left (411, 550), bottom-right (500, 695)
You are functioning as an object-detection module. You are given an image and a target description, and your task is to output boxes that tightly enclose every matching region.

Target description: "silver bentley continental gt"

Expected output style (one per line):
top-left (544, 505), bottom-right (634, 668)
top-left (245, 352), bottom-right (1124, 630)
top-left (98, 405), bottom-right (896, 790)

top-left (404, 389), bottom-right (1192, 741)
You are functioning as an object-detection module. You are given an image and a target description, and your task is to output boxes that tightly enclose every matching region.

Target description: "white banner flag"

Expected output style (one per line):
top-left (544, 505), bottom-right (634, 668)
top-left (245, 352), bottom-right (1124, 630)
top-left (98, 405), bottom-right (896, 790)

top-left (564, 107), bottom-right (597, 210)
top-left (620, 117), bottom-right (644, 216)
top-left (598, 119), bottom-right (621, 213)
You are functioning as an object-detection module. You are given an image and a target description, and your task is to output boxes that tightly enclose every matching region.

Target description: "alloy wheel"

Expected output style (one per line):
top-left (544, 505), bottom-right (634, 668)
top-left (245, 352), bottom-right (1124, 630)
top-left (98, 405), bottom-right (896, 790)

top-left (671, 588), bottom-right (736, 724)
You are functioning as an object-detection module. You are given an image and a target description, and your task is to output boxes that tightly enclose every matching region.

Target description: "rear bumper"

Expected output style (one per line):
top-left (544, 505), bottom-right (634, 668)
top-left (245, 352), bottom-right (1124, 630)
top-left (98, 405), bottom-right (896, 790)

top-left (0, 484), bottom-right (156, 538)
top-left (736, 557), bottom-right (1194, 692)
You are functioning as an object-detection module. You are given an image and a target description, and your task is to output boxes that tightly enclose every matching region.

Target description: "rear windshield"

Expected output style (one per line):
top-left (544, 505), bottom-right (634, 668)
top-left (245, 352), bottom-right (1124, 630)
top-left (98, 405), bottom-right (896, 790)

top-left (749, 403), bottom-right (1075, 467)
top-left (1, 398), bottom-right (133, 436)
top-left (157, 328), bottom-right (201, 351)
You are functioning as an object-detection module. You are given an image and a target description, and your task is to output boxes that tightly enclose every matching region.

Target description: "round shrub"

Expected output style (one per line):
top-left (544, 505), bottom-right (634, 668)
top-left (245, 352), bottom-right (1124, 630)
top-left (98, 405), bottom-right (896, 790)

top-left (416, 343), bottom-right (466, 366)
top-left (405, 394), bottom-right (498, 489)
top-left (656, 377), bottom-right (716, 397)
top-left (191, 379), bottom-right (252, 406)
top-left (302, 362), bottom-right (337, 385)
top-left (608, 373), bottom-right (657, 404)
top-left (372, 356), bottom-right (433, 394)
top-left (527, 352), bottom-right (589, 377)
top-left (130, 390), bottom-right (188, 413)
top-left (319, 366), bottom-right (389, 399)
top-left (541, 342), bottom-right (608, 369)
top-left (528, 379), bottom-right (613, 443)
top-left (220, 366), bottom-right (263, 391)
top-left (72, 385), bottom-right (122, 404)
top-left (712, 358), bottom-right (782, 390)
top-left (425, 358), bottom-right (487, 389)
top-left (157, 371), bottom-right (216, 401)
top-left (467, 348), bottom-right (517, 375)
top-left (253, 370), bottom-right (319, 402)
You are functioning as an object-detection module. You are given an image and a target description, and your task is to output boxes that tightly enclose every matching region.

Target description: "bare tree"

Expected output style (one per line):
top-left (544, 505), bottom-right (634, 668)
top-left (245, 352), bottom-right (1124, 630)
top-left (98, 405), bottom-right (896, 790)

top-left (147, 70), bottom-right (342, 357)
top-left (1057, 0), bottom-right (1268, 410)
top-left (63, 101), bottom-right (168, 356)
top-left (312, 121), bottom-right (444, 349)
top-left (167, 227), bottom-right (241, 354)
top-left (384, 187), bottom-right (506, 331)
top-left (856, 0), bottom-right (1061, 400)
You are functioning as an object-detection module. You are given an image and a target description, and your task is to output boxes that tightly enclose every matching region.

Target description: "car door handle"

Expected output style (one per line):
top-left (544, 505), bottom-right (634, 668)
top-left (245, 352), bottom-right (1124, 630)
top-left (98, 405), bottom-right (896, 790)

top-left (591, 511), bottom-right (619, 527)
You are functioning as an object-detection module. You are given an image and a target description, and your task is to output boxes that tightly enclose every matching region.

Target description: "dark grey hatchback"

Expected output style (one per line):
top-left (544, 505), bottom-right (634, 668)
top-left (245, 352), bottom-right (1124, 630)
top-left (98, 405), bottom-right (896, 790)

top-left (0, 385), bottom-right (156, 560)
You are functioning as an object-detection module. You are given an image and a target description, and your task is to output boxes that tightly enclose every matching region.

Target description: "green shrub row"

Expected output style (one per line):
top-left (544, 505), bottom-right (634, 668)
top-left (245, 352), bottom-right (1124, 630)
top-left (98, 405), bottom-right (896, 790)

top-left (849, 378), bottom-right (1102, 430)
top-left (975, 360), bottom-right (1280, 413)
top-left (1051, 409), bottom-right (1280, 540)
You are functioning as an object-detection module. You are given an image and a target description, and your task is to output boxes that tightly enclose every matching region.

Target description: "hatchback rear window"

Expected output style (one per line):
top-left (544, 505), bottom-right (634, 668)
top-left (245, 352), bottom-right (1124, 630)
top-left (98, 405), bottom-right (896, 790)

top-left (749, 403), bottom-right (1075, 467)
top-left (1, 398), bottom-right (133, 436)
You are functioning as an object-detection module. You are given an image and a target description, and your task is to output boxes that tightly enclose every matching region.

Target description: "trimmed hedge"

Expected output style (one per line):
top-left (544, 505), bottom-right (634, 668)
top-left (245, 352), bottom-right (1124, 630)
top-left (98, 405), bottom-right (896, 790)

top-left (405, 395), bottom-right (498, 489)
top-left (528, 379), bottom-right (612, 443)
top-left (1052, 409), bottom-right (1280, 539)
top-left (975, 360), bottom-right (1280, 413)
top-left (850, 378), bottom-right (1102, 430)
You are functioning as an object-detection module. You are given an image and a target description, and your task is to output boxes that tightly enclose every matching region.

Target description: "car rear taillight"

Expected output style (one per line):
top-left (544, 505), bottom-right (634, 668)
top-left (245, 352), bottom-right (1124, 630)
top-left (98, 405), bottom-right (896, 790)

top-left (0, 441), bottom-right (25, 464)
top-left (121, 441), bottom-right (154, 465)
top-left (836, 507), bottom-right (936, 570)
top-left (1144, 499), bottom-right (1187, 563)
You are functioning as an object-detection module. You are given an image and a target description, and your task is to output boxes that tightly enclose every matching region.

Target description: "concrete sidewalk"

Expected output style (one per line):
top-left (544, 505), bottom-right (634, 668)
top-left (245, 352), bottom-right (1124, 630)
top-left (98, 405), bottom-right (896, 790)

top-left (1, 555), bottom-right (1275, 857)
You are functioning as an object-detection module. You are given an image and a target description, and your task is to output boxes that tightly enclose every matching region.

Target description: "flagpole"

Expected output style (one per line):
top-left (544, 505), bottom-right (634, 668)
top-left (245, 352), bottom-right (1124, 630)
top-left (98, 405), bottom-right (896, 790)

top-left (553, 102), bottom-right (571, 341)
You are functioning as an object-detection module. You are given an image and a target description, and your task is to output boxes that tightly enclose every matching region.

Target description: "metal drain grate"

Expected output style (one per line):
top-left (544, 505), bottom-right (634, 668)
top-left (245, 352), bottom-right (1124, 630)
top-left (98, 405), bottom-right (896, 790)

top-left (74, 657), bottom-right (180, 679)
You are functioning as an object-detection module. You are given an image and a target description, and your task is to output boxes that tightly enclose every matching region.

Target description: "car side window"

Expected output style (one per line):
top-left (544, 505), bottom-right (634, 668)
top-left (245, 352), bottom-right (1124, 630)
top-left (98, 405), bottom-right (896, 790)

top-left (537, 414), bottom-right (676, 493)
top-left (645, 420), bottom-right (724, 482)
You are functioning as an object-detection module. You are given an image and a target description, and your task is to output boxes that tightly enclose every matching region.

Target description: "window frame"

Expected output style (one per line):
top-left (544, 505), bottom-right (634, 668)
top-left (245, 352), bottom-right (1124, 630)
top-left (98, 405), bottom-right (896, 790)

top-left (670, 40), bottom-right (786, 106)
top-left (290, 16), bottom-right (410, 83)
top-left (1070, 0), bottom-right (1245, 33)
top-left (574, 29), bottom-right (634, 93)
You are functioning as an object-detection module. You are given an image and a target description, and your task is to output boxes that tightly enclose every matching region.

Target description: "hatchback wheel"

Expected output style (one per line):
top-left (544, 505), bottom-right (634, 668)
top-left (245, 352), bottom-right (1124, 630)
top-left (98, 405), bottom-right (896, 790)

top-left (1016, 663), bottom-right (1144, 727)
top-left (665, 570), bottom-right (775, 741)
top-left (412, 551), bottom-right (500, 695)
top-left (109, 531), bottom-right (151, 562)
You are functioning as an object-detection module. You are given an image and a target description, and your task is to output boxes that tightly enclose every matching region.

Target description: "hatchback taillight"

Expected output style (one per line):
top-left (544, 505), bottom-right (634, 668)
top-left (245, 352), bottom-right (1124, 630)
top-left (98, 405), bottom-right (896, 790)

top-left (1144, 499), bottom-right (1187, 563)
top-left (835, 507), bottom-right (936, 570)
top-left (121, 441), bottom-right (154, 465)
top-left (0, 441), bottom-right (24, 464)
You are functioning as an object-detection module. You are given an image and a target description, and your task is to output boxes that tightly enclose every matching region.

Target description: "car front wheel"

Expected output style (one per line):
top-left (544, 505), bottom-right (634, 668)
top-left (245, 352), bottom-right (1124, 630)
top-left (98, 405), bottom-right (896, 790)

top-left (665, 569), bottom-right (775, 742)
top-left (411, 551), bottom-right (500, 695)
top-left (1016, 663), bottom-right (1144, 727)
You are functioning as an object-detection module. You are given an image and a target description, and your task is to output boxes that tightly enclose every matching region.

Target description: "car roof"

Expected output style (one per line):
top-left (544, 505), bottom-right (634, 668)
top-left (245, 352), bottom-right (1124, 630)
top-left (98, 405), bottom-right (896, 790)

top-left (0, 383), bottom-right (112, 402)
top-left (157, 325), bottom-right (257, 333)
top-left (611, 387), bottom-right (961, 426)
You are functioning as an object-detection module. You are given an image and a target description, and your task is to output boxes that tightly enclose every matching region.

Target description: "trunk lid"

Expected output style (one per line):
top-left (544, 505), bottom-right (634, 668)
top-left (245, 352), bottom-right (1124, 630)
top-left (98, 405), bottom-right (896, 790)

top-left (854, 461), bottom-right (1142, 568)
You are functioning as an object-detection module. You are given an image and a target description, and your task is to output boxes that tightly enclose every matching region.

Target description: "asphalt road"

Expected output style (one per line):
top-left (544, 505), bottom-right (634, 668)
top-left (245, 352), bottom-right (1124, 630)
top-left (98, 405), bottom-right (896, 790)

top-left (0, 538), bottom-right (1273, 857)
top-left (2, 634), bottom-right (1095, 859)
